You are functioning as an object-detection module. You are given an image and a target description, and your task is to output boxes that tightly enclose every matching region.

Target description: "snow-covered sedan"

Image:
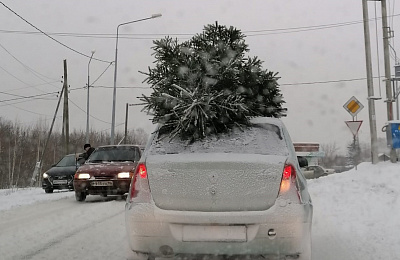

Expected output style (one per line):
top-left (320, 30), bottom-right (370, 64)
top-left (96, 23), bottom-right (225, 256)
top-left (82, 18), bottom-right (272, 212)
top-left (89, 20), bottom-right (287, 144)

top-left (125, 117), bottom-right (313, 259)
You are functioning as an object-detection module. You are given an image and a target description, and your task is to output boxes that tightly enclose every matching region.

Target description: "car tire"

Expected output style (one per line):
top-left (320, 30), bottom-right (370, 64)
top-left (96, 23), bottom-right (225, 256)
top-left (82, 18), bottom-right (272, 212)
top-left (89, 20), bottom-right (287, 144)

top-left (75, 191), bottom-right (87, 202)
top-left (45, 189), bottom-right (53, 193)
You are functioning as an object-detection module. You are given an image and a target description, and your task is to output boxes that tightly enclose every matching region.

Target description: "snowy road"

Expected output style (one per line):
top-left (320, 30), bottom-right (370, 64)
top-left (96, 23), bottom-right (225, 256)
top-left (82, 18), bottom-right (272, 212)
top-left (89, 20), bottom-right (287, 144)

top-left (0, 194), bottom-right (131, 260)
top-left (1, 162), bottom-right (399, 259)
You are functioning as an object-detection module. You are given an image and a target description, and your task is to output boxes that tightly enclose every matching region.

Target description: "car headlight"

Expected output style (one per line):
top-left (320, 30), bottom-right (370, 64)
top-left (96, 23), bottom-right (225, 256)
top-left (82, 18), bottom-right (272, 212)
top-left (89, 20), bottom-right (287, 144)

top-left (43, 172), bottom-right (49, 179)
top-left (77, 173), bottom-right (90, 179)
top-left (117, 172), bottom-right (130, 178)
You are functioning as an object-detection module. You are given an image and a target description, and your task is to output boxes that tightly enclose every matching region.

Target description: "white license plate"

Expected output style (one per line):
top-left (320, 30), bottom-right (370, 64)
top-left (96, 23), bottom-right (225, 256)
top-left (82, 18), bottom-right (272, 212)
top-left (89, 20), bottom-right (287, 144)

top-left (91, 181), bottom-right (113, 186)
top-left (53, 180), bottom-right (67, 184)
top-left (182, 225), bottom-right (247, 242)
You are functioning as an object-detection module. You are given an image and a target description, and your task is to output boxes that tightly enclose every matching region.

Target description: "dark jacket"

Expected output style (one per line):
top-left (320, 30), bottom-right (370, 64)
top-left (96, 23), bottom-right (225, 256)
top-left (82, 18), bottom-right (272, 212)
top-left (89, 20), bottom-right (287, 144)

top-left (81, 147), bottom-right (95, 160)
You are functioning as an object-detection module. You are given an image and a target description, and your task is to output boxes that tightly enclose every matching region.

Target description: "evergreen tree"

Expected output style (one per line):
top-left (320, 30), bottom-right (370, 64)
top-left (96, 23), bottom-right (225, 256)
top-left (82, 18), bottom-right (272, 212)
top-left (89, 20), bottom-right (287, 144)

top-left (140, 22), bottom-right (286, 141)
top-left (347, 139), bottom-right (361, 166)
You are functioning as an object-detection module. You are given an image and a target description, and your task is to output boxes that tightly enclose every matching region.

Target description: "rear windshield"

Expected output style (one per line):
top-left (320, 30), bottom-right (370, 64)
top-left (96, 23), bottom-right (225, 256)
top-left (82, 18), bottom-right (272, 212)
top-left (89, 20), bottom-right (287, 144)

top-left (56, 155), bottom-right (76, 167)
top-left (88, 146), bottom-right (141, 162)
top-left (150, 123), bottom-right (289, 156)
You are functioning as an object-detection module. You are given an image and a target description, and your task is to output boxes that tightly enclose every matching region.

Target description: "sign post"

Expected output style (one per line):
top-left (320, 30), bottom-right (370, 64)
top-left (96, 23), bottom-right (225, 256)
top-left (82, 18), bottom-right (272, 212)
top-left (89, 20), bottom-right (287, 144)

top-left (343, 96), bottom-right (364, 119)
top-left (344, 96), bottom-right (364, 170)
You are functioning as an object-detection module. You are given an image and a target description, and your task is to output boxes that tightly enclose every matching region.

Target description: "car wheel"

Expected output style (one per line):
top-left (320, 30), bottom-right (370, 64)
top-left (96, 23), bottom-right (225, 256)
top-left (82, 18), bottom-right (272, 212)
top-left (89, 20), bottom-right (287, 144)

top-left (45, 189), bottom-right (53, 193)
top-left (75, 191), bottom-right (87, 202)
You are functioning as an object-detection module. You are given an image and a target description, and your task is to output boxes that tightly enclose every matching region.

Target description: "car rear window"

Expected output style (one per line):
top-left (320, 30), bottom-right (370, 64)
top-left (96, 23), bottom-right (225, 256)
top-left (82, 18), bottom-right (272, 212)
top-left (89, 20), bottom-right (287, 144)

top-left (150, 123), bottom-right (289, 156)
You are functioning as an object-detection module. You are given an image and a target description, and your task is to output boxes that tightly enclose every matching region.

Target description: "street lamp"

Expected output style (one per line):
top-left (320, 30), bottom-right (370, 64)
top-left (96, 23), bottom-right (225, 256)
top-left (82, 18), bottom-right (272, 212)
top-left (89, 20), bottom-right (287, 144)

top-left (86, 49), bottom-right (95, 143)
top-left (110, 13), bottom-right (162, 144)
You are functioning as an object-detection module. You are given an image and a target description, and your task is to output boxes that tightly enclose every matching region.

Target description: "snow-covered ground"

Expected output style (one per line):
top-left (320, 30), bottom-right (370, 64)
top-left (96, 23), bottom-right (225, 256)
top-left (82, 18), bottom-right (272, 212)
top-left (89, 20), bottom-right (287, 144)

top-left (1, 161), bottom-right (399, 259)
top-left (0, 187), bottom-right (73, 212)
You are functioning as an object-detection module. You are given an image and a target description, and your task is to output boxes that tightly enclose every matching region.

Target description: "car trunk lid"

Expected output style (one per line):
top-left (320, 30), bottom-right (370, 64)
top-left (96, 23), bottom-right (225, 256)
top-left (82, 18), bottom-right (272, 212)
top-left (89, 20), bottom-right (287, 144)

top-left (146, 153), bottom-right (287, 212)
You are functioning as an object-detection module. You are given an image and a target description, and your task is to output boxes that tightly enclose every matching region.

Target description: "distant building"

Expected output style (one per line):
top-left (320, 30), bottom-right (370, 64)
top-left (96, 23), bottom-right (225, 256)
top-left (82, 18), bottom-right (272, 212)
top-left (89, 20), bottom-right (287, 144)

top-left (294, 142), bottom-right (325, 165)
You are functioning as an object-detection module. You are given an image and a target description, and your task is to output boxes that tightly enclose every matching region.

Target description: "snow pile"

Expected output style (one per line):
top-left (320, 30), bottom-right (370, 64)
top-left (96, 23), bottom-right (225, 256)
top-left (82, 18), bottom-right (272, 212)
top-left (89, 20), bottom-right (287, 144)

top-left (0, 188), bottom-right (73, 212)
top-left (308, 162), bottom-right (400, 259)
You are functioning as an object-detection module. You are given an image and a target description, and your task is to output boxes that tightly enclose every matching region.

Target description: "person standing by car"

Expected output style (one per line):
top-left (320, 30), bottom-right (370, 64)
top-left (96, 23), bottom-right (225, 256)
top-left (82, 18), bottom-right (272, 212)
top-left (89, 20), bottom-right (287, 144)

top-left (81, 143), bottom-right (95, 161)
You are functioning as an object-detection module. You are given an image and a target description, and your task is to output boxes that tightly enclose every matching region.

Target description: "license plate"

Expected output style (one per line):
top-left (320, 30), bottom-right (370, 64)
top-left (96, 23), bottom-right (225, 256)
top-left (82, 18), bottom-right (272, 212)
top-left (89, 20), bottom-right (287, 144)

top-left (53, 180), bottom-right (67, 184)
top-left (182, 225), bottom-right (247, 242)
top-left (91, 181), bottom-right (113, 186)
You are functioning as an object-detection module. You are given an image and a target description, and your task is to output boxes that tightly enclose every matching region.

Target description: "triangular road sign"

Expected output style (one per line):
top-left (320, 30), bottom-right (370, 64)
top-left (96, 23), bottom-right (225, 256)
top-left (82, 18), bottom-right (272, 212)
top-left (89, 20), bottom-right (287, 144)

top-left (345, 120), bottom-right (363, 136)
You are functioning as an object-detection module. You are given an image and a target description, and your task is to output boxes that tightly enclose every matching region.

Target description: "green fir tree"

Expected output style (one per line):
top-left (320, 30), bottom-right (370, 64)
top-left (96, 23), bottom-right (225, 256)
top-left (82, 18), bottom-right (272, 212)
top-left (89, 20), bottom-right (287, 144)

top-left (140, 22), bottom-right (286, 141)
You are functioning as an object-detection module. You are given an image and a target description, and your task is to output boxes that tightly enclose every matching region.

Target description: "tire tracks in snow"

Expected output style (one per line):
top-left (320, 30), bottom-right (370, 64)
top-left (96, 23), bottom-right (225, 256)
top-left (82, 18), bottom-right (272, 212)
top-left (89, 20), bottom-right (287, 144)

top-left (16, 200), bottom-right (125, 260)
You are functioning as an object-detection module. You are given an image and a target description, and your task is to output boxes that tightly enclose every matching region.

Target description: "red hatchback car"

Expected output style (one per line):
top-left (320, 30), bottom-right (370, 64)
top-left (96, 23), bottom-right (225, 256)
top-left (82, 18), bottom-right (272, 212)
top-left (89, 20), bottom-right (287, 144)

top-left (74, 145), bottom-right (142, 202)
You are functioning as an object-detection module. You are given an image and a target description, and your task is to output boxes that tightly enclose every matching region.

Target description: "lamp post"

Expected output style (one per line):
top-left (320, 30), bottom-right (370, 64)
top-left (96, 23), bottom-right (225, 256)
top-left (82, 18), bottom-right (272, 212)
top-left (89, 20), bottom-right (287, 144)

top-left (110, 13), bottom-right (162, 145)
top-left (86, 49), bottom-right (95, 143)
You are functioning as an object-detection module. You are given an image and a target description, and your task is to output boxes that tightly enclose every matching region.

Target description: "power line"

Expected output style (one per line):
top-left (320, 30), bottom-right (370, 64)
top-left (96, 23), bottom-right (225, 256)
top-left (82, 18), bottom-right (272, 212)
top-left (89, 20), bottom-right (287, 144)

top-left (0, 1), bottom-right (112, 64)
top-left (0, 13), bottom-right (399, 39)
top-left (0, 100), bottom-right (54, 116)
top-left (1, 41), bottom-right (112, 92)
top-left (68, 98), bottom-right (111, 124)
top-left (0, 91), bottom-right (59, 103)
top-left (92, 85), bottom-right (149, 89)
top-left (2, 81), bottom-right (61, 92)
top-left (280, 76), bottom-right (383, 86)
top-left (0, 96), bottom-right (56, 107)
top-left (90, 62), bottom-right (113, 86)
top-left (0, 42), bottom-right (59, 82)
top-left (0, 63), bottom-right (58, 95)
top-left (0, 63), bottom-right (32, 86)
top-left (0, 86), bottom-right (82, 103)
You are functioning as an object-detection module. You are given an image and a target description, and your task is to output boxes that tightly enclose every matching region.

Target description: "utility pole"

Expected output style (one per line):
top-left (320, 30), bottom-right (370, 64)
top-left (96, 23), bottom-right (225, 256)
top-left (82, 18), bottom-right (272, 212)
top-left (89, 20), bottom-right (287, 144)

top-left (125, 103), bottom-right (129, 144)
top-left (381, 0), bottom-right (397, 162)
top-left (30, 86), bottom-right (65, 186)
top-left (86, 50), bottom-right (95, 143)
top-left (362, 0), bottom-right (379, 164)
top-left (63, 59), bottom-right (70, 154)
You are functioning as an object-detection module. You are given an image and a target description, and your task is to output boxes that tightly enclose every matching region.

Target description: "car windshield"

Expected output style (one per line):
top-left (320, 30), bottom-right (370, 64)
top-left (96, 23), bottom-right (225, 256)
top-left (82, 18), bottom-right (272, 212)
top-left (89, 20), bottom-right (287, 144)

top-left (55, 155), bottom-right (76, 167)
top-left (88, 146), bottom-right (140, 162)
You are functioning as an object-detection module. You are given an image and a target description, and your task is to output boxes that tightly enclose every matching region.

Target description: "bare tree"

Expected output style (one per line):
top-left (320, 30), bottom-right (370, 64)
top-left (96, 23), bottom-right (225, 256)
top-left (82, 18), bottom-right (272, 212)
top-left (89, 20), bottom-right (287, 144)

top-left (320, 142), bottom-right (340, 168)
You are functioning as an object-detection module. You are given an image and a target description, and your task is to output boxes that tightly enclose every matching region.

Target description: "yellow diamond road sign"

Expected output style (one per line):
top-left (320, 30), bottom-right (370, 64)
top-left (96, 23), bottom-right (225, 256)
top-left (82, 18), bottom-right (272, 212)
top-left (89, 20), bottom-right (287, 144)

top-left (343, 96), bottom-right (364, 117)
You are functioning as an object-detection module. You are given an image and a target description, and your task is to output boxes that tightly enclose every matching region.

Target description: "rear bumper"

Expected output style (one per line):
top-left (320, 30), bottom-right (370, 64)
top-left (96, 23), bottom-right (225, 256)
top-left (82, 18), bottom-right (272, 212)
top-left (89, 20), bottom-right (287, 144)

top-left (125, 200), bottom-right (312, 257)
top-left (74, 179), bottom-right (131, 195)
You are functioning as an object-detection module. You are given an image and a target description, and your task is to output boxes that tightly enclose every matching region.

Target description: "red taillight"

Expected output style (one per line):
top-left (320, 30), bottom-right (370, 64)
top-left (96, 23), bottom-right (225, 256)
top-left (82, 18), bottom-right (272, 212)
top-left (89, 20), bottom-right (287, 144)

top-left (136, 163), bottom-right (147, 179)
top-left (280, 164), bottom-right (296, 194)
top-left (283, 165), bottom-right (292, 180)
top-left (129, 162), bottom-right (149, 203)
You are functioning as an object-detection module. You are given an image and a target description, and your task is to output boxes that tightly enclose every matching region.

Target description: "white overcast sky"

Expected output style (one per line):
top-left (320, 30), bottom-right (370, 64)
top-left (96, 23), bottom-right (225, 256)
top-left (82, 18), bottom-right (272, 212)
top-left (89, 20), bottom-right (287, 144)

top-left (1, 0), bottom-right (399, 153)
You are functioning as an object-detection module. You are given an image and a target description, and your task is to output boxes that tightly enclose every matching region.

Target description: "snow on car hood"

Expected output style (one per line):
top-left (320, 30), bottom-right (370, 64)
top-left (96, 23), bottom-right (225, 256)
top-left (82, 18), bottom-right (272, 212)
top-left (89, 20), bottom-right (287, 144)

top-left (76, 162), bottom-right (137, 176)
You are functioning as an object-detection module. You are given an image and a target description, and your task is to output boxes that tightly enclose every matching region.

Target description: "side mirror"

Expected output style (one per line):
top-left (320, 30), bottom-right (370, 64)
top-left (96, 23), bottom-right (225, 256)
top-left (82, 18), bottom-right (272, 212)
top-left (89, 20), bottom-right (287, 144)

top-left (297, 156), bottom-right (308, 168)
